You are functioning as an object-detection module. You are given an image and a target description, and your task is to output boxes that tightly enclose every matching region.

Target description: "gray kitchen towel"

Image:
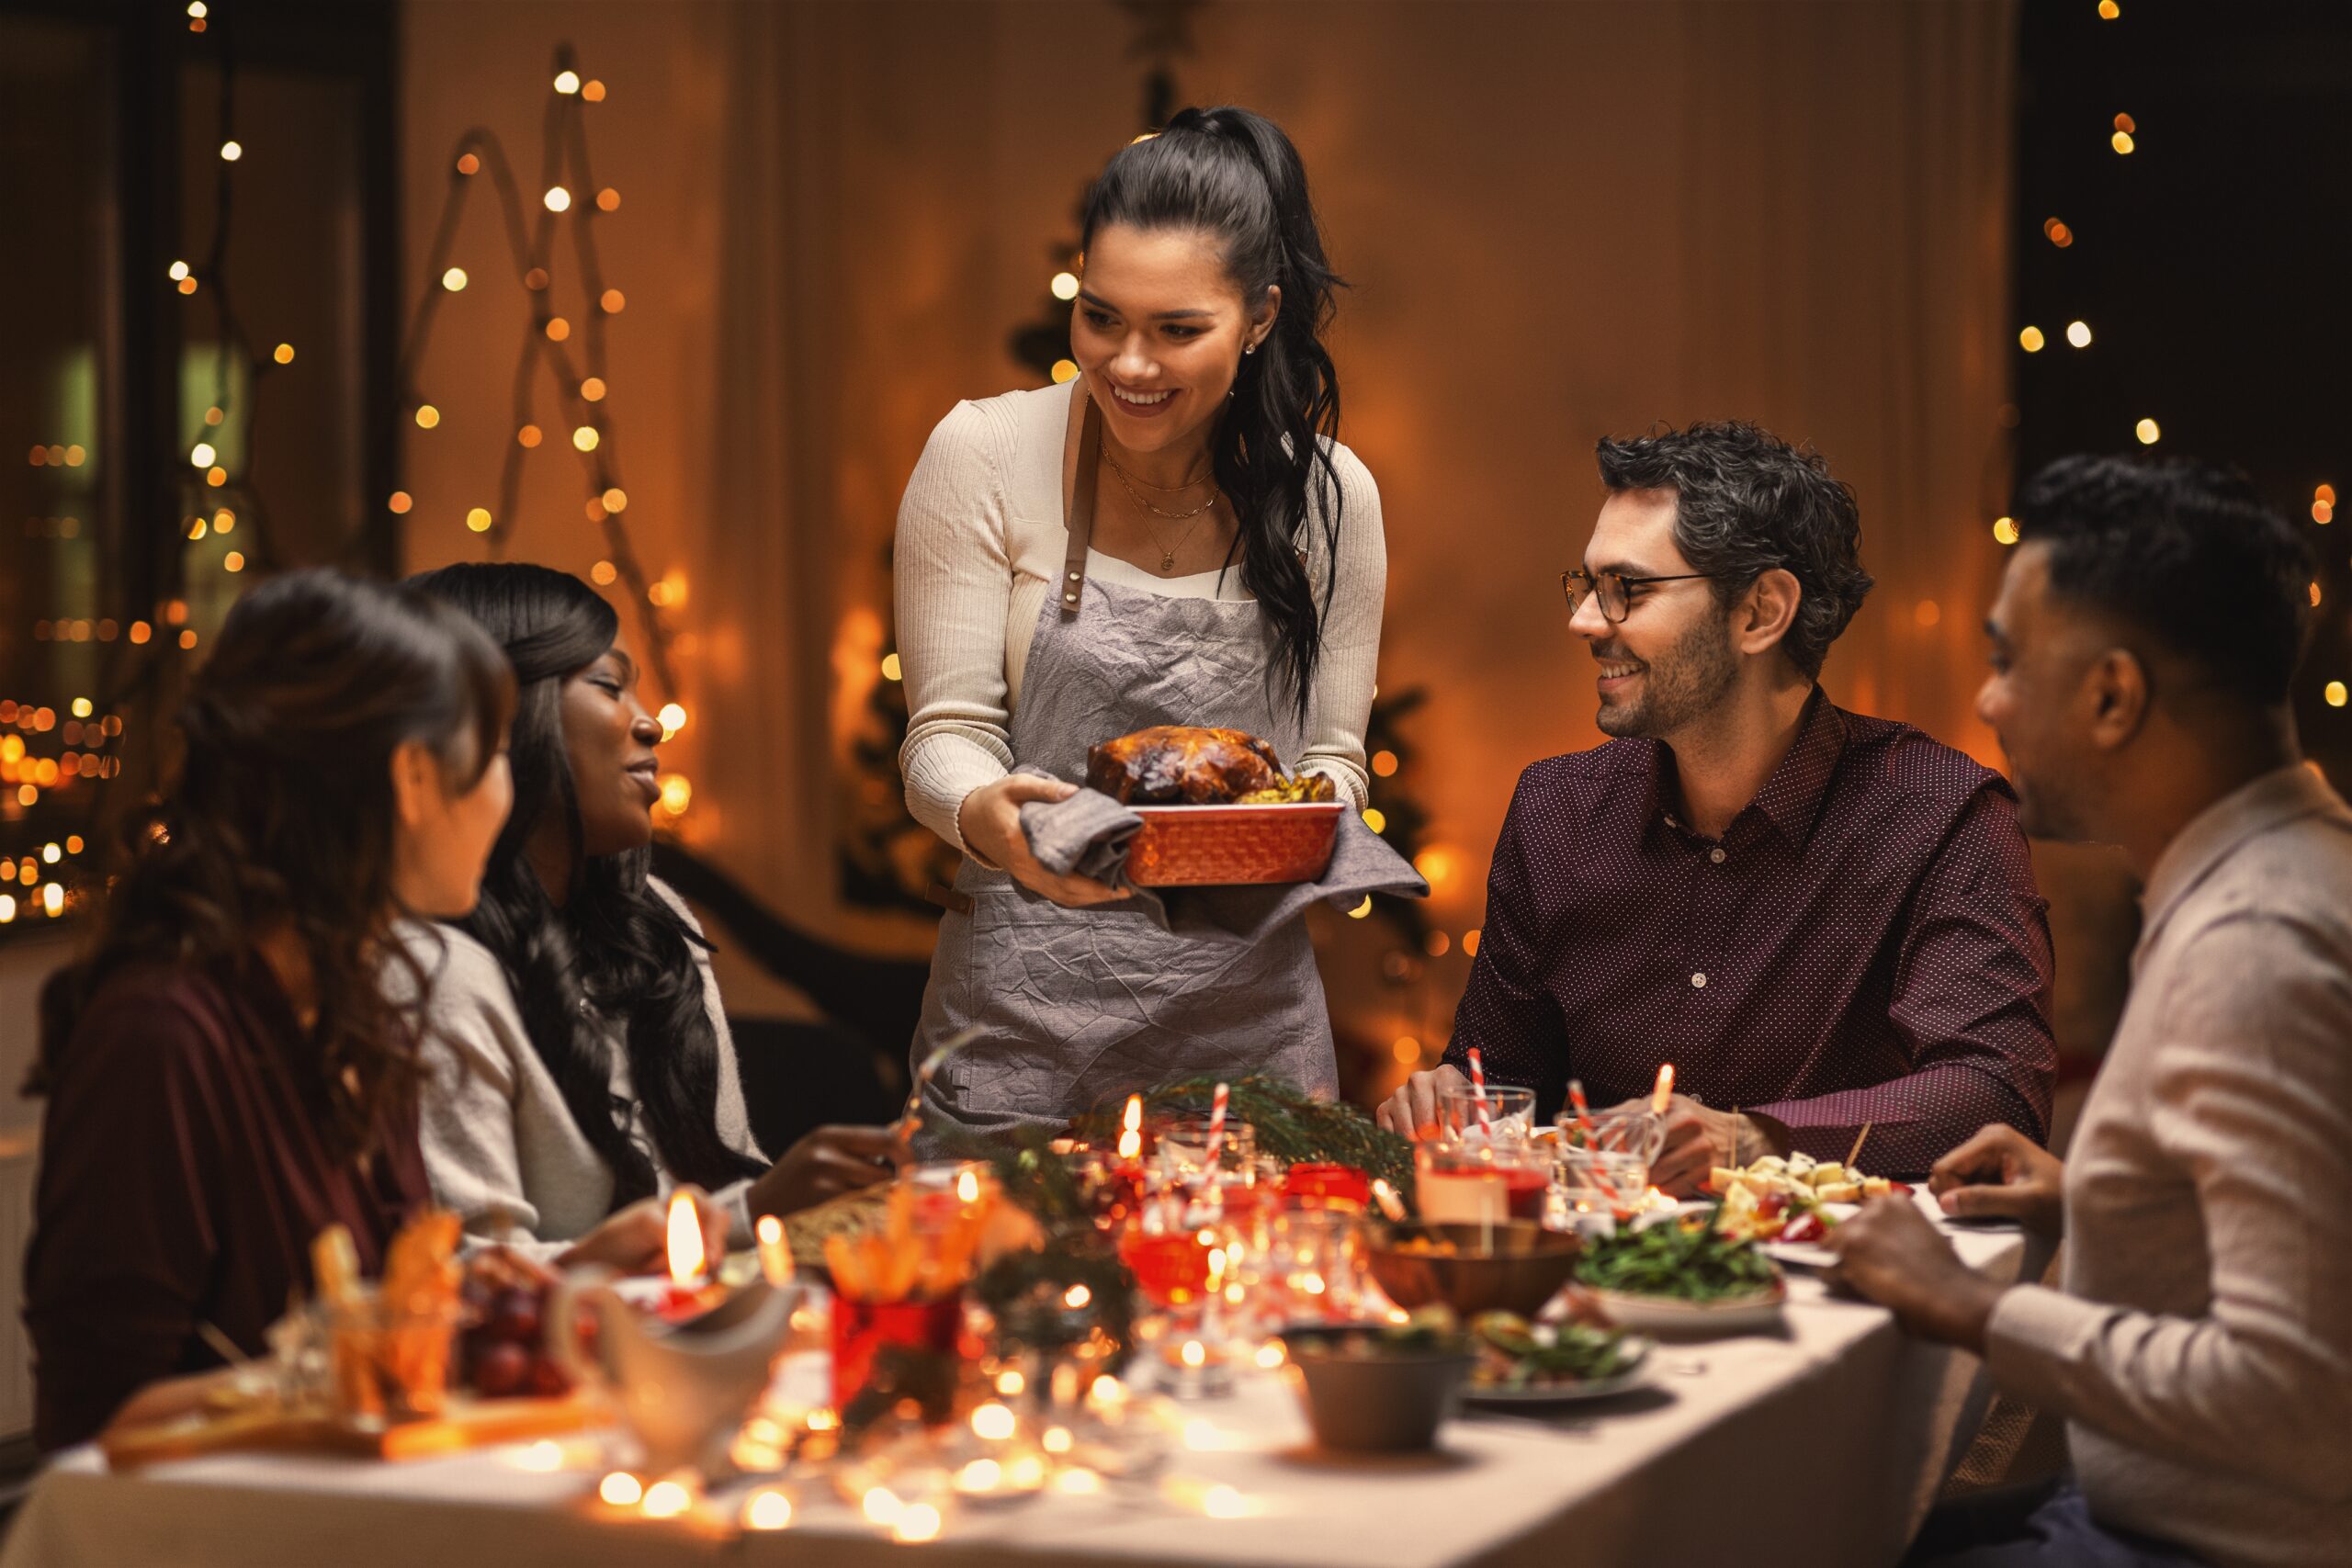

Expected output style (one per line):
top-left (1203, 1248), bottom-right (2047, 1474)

top-left (1019, 784), bottom-right (1429, 942)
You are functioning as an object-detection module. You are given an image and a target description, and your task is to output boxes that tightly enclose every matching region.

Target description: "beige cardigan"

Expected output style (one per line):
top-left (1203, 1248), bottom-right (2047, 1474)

top-left (894, 378), bottom-right (1386, 852)
top-left (1984, 765), bottom-right (2352, 1568)
top-left (391, 879), bottom-right (765, 1260)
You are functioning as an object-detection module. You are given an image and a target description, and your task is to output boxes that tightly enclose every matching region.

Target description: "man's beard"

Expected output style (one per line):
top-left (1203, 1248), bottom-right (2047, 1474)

top-left (1595, 615), bottom-right (1740, 739)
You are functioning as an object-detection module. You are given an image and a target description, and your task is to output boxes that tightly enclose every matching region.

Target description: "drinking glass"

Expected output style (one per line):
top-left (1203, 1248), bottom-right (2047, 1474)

top-left (1414, 1134), bottom-right (1554, 1224)
top-left (1556, 1144), bottom-right (1653, 1231)
top-left (1437, 1083), bottom-right (1538, 1142)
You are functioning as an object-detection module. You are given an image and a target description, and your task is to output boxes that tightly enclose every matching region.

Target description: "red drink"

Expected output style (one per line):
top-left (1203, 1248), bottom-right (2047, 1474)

top-left (830, 1295), bottom-right (964, 1417)
top-left (1283, 1163), bottom-right (1371, 1210)
top-left (1417, 1149), bottom-right (1551, 1224)
top-left (1119, 1228), bottom-right (1214, 1306)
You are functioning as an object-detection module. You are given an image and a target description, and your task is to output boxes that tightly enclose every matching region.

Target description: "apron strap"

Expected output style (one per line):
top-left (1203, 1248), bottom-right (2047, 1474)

top-left (1058, 383), bottom-right (1102, 616)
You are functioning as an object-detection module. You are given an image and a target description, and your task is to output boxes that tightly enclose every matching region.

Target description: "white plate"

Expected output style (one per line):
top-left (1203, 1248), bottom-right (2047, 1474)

top-left (1589, 1280), bottom-right (1786, 1336)
top-left (1463, 1338), bottom-right (1654, 1404)
top-left (1760, 1201), bottom-right (1860, 1269)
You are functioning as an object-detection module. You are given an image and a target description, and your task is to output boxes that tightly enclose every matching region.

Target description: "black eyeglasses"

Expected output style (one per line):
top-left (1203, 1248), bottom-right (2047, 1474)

top-left (1560, 568), bottom-right (1719, 624)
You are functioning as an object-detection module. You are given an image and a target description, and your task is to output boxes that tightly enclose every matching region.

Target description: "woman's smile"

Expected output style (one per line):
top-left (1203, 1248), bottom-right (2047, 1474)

top-left (1104, 377), bottom-right (1181, 420)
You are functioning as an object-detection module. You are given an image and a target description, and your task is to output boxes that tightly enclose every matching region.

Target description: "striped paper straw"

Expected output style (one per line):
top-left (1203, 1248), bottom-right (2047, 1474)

top-left (1567, 1077), bottom-right (1598, 1142)
top-left (1201, 1081), bottom-right (1230, 1201)
top-left (1465, 1048), bottom-right (1493, 1135)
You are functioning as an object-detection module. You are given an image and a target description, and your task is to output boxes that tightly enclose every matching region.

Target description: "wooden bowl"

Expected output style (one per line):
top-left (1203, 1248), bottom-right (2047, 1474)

top-left (1363, 1221), bottom-right (1583, 1318)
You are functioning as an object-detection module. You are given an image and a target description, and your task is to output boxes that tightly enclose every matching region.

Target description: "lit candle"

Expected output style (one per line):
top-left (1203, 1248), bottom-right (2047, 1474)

top-left (1651, 1062), bottom-right (1676, 1118)
top-left (1117, 1095), bottom-right (1143, 1164)
top-left (1370, 1178), bottom-right (1408, 1222)
top-left (667, 1190), bottom-right (707, 1287)
top-left (655, 1190), bottom-right (717, 1321)
top-left (756, 1213), bottom-right (794, 1288)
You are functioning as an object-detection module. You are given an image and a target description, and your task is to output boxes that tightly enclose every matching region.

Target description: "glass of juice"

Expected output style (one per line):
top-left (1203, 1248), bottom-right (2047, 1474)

top-left (1414, 1134), bottom-right (1553, 1224)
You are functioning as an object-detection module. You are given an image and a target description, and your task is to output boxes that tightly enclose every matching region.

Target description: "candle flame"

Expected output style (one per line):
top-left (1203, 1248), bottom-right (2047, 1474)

top-left (956, 1168), bottom-right (979, 1203)
top-left (1652, 1062), bottom-right (1676, 1116)
top-left (755, 1213), bottom-right (794, 1286)
top-left (1117, 1094), bottom-right (1143, 1161)
top-left (666, 1191), bottom-right (706, 1286)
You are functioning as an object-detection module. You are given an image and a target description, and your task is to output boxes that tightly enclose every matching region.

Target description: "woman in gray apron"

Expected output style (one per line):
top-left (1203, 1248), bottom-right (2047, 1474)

top-left (893, 107), bottom-right (1387, 1145)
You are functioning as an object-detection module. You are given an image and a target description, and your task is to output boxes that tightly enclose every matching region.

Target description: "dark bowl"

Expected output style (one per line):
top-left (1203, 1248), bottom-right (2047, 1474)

top-left (1363, 1221), bottom-right (1583, 1318)
top-left (1279, 1341), bottom-right (1473, 1453)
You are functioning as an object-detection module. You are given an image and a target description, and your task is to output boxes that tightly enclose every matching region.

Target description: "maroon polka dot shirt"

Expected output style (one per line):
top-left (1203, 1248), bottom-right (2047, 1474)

top-left (1442, 689), bottom-right (2057, 1176)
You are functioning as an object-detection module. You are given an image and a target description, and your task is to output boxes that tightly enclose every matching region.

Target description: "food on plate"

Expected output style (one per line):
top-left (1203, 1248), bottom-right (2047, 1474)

top-left (1708, 1150), bottom-right (1901, 1209)
top-left (458, 1247), bottom-right (575, 1401)
top-left (1467, 1311), bottom-right (1635, 1391)
top-left (1282, 1305), bottom-right (1466, 1359)
top-left (1574, 1212), bottom-right (1781, 1303)
top-left (1086, 725), bottom-right (1335, 806)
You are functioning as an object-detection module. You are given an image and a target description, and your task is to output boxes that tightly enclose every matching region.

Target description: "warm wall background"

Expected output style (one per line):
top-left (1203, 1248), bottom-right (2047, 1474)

top-left (397, 1), bottom-right (2030, 1052)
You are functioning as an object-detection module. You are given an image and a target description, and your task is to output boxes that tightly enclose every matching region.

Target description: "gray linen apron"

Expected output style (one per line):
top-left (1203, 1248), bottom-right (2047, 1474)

top-left (910, 389), bottom-right (1339, 1146)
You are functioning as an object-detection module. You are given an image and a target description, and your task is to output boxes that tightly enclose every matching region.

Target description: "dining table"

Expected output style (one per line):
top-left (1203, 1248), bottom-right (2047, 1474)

top-left (0, 1192), bottom-right (2045, 1568)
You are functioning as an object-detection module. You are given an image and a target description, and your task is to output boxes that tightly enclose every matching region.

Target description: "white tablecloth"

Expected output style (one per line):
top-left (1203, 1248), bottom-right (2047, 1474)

top-left (1, 1198), bottom-right (2036, 1568)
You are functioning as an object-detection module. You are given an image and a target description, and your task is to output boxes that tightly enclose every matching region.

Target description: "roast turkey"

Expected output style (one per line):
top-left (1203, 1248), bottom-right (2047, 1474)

top-left (1085, 726), bottom-right (1336, 806)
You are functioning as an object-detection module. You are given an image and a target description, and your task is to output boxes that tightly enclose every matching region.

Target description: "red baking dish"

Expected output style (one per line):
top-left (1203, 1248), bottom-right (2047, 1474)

top-left (1125, 801), bottom-right (1347, 887)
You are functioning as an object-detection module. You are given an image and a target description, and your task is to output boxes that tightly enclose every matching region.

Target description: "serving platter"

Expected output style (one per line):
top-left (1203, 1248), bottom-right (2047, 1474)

top-left (1463, 1337), bottom-right (1655, 1405)
top-left (1588, 1277), bottom-right (1787, 1336)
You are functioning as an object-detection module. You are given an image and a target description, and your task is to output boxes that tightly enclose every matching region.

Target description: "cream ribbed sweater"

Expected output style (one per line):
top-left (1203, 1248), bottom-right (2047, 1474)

top-left (894, 378), bottom-right (1385, 852)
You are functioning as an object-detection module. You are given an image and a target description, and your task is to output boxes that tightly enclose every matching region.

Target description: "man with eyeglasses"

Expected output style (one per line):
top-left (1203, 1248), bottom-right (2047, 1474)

top-left (1380, 422), bottom-right (2057, 1193)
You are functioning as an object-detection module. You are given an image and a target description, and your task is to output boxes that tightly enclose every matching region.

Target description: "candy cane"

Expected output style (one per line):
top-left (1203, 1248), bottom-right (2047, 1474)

top-left (1465, 1047), bottom-right (1494, 1136)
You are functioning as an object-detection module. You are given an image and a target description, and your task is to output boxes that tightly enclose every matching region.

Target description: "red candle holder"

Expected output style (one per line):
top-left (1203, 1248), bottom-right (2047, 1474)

top-left (830, 1294), bottom-right (967, 1420)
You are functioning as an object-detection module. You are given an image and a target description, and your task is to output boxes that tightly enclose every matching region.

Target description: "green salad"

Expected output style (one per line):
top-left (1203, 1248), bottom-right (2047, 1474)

top-left (1468, 1312), bottom-right (1634, 1388)
top-left (1574, 1213), bottom-right (1780, 1302)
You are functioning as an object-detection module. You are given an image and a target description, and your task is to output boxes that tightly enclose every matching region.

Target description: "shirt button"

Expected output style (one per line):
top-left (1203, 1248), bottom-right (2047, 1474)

top-left (1709, 848), bottom-right (1725, 864)
top-left (1690, 972), bottom-right (1708, 988)
top-left (1665, 814), bottom-right (1679, 828)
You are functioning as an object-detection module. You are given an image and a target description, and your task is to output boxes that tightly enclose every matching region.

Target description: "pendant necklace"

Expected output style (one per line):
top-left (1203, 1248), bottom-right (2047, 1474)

top-left (1102, 450), bottom-right (1216, 572)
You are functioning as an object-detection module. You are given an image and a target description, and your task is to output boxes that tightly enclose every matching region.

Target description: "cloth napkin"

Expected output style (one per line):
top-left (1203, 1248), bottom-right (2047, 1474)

top-left (1019, 781), bottom-right (1429, 942)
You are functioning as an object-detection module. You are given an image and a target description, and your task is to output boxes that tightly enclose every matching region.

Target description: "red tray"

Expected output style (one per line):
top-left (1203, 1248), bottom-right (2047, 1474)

top-left (1126, 801), bottom-right (1346, 886)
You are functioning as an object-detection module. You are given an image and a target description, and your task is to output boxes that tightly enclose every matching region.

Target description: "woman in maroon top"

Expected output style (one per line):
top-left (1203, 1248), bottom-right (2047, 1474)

top-left (23, 570), bottom-right (516, 1451)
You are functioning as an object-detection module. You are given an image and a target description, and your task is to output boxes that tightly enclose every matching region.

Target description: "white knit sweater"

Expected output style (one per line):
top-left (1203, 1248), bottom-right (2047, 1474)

top-left (894, 378), bottom-right (1386, 852)
top-left (390, 879), bottom-right (765, 1261)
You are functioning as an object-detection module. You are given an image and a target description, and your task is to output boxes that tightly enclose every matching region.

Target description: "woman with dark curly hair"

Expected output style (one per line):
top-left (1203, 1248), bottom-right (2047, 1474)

top-left (24, 570), bottom-right (515, 1450)
top-left (896, 106), bottom-right (1386, 1139)
top-left (400, 564), bottom-right (895, 1269)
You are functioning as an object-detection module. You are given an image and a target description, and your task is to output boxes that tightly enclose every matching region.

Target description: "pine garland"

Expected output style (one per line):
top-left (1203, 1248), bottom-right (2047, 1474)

top-left (1070, 1075), bottom-right (1415, 1194)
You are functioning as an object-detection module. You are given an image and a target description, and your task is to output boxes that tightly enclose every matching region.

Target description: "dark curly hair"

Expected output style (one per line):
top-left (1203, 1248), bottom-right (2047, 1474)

top-left (30, 570), bottom-right (514, 1160)
top-left (2014, 454), bottom-right (2315, 706)
top-left (410, 563), bottom-right (762, 1203)
top-left (1082, 105), bottom-right (1347, 716)
top-left (1595, 422), bottom-right (1873, 679)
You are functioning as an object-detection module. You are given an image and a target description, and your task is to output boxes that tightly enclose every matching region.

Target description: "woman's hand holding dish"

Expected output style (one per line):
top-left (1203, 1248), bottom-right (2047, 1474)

top-left (957, 773), bottom-right (1132, 908)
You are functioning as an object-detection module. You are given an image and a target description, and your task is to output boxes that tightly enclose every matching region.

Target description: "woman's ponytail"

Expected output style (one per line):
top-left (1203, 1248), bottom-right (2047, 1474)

top-left (1082, 106), bottom-right (1347, 719)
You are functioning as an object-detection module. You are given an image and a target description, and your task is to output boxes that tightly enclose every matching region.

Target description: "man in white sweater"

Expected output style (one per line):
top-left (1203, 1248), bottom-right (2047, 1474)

top-left (1828, 455), bottom-right (2350, 1568)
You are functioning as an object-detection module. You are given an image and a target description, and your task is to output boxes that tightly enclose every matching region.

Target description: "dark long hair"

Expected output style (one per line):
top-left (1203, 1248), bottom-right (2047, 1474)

top-left (31, 570), bottom-right (514, 1160)
top-left (1082, 105), bottom-right (1347, 716)
top-left (409, 562), bottom-right (759, 1202)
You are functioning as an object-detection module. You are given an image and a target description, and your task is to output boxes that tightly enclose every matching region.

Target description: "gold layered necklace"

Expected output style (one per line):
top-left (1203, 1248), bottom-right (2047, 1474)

top-left (1102, 448), bottom-right (1217, 572)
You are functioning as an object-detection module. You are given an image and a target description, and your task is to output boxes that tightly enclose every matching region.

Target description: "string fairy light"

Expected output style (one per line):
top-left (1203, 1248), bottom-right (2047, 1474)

top-left (5, 0), bottom-right (317, 915)
top-left (396, 42), bottom-right (684, 716)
